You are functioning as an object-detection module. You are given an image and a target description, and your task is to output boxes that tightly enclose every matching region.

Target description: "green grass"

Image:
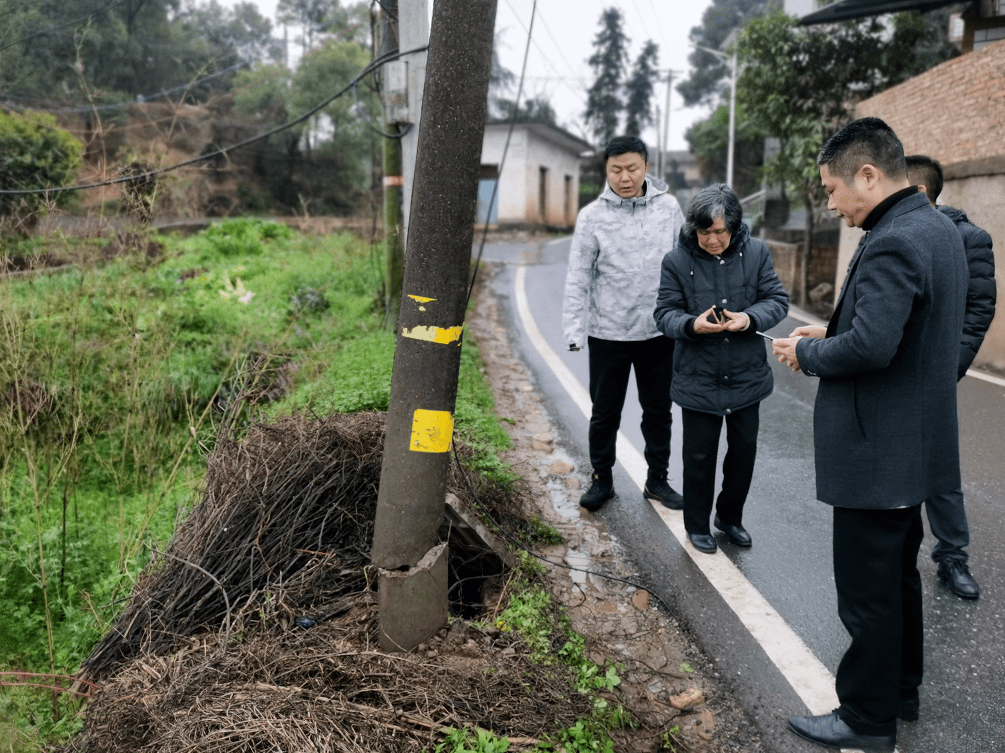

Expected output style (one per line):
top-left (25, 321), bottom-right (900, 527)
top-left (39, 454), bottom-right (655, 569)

top-left (0, 219), bottom-right (514, 745)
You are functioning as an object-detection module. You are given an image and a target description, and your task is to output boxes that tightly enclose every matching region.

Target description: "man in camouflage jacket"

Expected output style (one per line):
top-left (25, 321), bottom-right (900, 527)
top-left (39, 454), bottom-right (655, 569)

top-left (562, 136), bottom-right (684, 512)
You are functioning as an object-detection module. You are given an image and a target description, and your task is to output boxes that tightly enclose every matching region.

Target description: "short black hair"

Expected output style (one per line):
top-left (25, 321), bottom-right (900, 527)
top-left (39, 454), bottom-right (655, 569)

top-left (905, 154), bottom-right (944, 203)
top-left (604, 135), bottom-right (648, 165)
top-left (817, 117), bottom-right (906, 182)
top-left (683, 183), bottom-right (743, 239)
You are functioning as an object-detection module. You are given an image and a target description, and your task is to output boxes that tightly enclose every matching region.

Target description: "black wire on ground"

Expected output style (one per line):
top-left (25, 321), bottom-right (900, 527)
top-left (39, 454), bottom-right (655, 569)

top-left (450, 447), bottom-right (676, 618)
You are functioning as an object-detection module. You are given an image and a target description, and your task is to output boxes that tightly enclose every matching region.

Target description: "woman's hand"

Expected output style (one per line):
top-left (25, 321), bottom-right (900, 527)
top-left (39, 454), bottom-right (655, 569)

top-left (720, 309), bottom-right (750, 332)
top-left (693, 306), bottom-right (727, 335)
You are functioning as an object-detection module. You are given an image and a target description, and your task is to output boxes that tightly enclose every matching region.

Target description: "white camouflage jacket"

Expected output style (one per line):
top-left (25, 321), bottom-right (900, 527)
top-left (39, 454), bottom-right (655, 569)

top-left (562, 175), bottom-right (683, 348)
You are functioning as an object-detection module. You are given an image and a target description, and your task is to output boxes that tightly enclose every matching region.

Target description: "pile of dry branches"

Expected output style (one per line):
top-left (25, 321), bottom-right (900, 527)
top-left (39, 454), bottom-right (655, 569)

top-left (64, 412), bottom-right (592, 752)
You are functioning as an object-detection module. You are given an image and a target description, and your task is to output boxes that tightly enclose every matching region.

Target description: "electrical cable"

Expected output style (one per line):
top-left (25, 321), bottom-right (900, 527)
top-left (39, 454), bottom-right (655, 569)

top-left (0, 44), bottom-right (429, 198)
top-left (0, 0), bottom-right (131, 54)
top-left (450, 446), bottom-right (675, 617)
top-left (352, 78), bottom-right (412, 140)
top-left (1, 61), bottom-right (247, 114)
top-left (464, 0), bottom-right (536, 310)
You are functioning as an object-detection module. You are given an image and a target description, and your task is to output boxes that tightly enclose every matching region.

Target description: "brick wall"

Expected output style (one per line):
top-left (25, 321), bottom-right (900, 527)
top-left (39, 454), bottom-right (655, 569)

top-left (856, 39), bottom-right (1005, 167)
top-left (765, 240), bottom-right (838, 318)
top-left (844, 39), bottom-right (1005, 371)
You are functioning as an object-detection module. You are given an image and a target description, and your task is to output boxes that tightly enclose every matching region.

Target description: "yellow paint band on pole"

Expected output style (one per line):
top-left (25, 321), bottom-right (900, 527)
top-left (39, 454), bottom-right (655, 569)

top-left (401, 324), bottom-right (463, 345)
top-left (410, 409), bottom-right (454, 453)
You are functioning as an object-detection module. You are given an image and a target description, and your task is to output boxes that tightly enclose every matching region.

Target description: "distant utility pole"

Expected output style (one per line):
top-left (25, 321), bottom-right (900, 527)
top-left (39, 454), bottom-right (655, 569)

top-left (657, 70), bottom-right (680, 183)
top-left (371, 0), bottom-right (498, 652)
top-left (379, 0), bottom-right (405, 331)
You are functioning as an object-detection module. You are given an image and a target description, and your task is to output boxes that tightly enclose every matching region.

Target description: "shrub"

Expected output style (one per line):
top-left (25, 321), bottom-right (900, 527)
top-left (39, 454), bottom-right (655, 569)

top-left (0, 110), bottom-right (83, 225)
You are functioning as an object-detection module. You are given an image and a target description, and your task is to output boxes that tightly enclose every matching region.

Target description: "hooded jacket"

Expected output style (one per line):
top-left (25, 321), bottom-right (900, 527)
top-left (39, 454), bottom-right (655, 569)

top-left (562, 175), bottom-right (684, 348)
top-left (938, 205), bottom-right (996, 379)
top-left (653, 222), bottom-right (789, 415)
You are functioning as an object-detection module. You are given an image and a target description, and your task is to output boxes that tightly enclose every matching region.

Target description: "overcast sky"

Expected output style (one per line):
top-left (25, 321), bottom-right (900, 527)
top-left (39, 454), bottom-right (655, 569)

top-left (223, 0), bottom-right (718, 152)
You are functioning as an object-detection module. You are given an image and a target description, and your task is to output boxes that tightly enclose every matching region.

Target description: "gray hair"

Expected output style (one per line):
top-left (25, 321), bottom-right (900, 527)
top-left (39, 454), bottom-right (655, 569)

top-left (683, 183), bottom-right (742, 240)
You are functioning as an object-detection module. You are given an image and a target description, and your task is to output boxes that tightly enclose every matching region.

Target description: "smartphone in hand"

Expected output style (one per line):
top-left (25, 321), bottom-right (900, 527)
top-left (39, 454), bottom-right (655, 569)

top-left (755, 330), bottom-right (775, 341)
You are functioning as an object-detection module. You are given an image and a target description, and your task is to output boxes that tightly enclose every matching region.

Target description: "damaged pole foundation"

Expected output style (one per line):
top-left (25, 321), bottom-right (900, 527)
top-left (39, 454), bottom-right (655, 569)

top-left (378, 543), bottom-right (448, 652)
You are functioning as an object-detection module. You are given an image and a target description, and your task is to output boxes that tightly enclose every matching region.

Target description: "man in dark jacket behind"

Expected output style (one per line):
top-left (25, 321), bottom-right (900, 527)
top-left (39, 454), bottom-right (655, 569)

top-left (905, 154), bottom-right (996, 600)
top-left (773, 119), bottom-right (967, 753)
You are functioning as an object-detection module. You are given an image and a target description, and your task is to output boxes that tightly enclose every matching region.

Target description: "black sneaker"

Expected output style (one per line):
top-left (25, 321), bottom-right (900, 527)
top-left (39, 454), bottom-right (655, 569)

top-left (937, 559), bottom-right (980, 600)
top-left (580, 473), bottom-right (614, 511)
top-left (643, 477), bottom-right (684, 510)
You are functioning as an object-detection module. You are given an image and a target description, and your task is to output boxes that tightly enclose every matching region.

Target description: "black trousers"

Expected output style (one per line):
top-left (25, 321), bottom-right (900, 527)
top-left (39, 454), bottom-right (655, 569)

top-left (833, 505), bottom-right (924, 736)
top-left (587, 336), bottom-right (673, 479)
top-left (680, 403), bottom-right (759, 535)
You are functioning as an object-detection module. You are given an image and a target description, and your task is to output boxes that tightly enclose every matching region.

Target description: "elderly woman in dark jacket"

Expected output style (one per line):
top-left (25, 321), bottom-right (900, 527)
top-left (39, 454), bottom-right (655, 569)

top-left (653, 184), bottom-right (789, 554)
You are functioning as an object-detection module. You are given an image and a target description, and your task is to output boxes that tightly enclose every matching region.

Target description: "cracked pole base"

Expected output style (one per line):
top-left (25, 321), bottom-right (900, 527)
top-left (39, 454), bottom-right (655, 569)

top-left (378, 542), bottom-right (449, 652)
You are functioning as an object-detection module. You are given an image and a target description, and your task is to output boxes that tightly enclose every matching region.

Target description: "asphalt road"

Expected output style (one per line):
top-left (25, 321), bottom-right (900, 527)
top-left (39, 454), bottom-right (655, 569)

top-left (479, 235), bottom-right (1005, 753)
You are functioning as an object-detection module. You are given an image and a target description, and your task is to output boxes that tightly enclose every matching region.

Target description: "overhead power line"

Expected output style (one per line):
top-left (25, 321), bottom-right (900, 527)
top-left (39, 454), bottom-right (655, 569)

top-left (0, 0), bottom-right (131, 54)
top-left (0, 44), bottom-right (429, 198)
top-left (1, 61), bottom-right (247, 114)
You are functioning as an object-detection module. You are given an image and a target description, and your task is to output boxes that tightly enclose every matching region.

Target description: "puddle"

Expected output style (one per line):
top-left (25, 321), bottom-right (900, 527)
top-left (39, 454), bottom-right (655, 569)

top-left (565, 548), bottom-right (591, 588)
top-left (548, 477), bottom-right (580, 521)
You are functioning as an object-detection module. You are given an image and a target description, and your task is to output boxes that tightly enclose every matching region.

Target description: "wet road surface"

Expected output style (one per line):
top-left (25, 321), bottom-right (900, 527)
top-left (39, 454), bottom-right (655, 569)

top-left (480, 236), bottom-right (1005, 753)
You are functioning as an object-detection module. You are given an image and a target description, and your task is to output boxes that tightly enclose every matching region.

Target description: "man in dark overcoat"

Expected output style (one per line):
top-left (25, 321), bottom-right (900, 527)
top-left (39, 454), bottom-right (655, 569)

top-left (772, 118), bottom-right (967, 753)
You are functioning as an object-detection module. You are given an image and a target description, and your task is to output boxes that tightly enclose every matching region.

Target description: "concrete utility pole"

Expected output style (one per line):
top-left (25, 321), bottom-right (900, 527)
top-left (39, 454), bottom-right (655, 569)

top-left (371, 0), bottom-right (498, 652)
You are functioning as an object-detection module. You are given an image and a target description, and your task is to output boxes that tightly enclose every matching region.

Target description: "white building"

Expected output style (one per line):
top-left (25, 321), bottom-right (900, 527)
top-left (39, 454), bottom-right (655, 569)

top-left (478, 122), bottom-right (592, 229)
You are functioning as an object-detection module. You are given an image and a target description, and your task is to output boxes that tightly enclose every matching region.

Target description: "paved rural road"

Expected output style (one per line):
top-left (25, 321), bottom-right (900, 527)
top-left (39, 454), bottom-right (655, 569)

top-left (479, 235), bottom-right (1005, 753)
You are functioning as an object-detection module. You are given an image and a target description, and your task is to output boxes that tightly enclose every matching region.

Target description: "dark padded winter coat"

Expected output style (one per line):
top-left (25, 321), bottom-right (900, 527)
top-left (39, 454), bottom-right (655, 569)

top-left (653, 222), bottom-right (789, 415)
top-left (938, 206), bottom-right (996, 379)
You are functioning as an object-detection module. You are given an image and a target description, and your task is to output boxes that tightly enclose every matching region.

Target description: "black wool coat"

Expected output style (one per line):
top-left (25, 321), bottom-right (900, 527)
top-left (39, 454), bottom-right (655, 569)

top-left (797, 191), bottom-right (967, 509)
top-left (653, 223), bottom-right (789, 415)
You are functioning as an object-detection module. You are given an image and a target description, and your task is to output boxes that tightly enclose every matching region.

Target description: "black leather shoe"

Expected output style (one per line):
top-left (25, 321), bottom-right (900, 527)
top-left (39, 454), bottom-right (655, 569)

top-left (714, 516), bottom-right (752, 547)
top-left (643, 477), bottom-right (684, 510)
top-left (898, 696), bottom-right (919, 722)
top-left (688, 532), bottom-right (717, 554)
top-left (580, 473), bottom-right (614, 512)
top-left (937, 559), bottom-right (980, 599)
top-left (788, 712), bottom-right (894, 753)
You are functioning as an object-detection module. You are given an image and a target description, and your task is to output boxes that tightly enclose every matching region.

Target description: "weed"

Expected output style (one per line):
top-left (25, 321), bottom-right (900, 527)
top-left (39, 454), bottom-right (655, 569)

top-left (525, 515), bottom-right (563, 545)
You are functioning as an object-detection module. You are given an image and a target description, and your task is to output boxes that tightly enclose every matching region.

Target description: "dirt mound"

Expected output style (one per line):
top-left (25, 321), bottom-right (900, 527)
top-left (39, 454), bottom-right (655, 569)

top-left (66, 412), bottom-right (602, 752)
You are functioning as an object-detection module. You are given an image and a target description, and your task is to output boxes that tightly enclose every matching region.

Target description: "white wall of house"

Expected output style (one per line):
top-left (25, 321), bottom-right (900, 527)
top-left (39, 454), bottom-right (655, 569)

top-left (480, 124), bottom-right (585, 229)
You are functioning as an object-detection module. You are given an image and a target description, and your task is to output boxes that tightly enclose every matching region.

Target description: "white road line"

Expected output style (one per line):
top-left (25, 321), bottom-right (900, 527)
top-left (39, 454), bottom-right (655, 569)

top-left (513, 264), bottom-right (842, 717)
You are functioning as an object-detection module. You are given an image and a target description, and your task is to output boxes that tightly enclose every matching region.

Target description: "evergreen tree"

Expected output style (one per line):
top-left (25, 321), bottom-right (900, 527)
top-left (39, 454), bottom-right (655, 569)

top-left (624, 40), bottom-right (659, 138)
top-left (584, 7), bottom-right (628, 147)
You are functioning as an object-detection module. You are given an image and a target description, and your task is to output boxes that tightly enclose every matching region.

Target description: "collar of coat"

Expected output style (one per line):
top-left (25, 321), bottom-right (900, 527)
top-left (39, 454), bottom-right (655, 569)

top-left (598, 175), bottom-right (669, 207)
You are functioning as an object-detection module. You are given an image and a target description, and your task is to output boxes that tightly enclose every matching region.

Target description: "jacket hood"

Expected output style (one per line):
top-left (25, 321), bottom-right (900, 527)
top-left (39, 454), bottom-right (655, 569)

top-left (938, 205), bottom-right (968, 224)
top-left (677, 219), bottom-right (751, 258)
top-left (598, 174), bottom-right (669, 205)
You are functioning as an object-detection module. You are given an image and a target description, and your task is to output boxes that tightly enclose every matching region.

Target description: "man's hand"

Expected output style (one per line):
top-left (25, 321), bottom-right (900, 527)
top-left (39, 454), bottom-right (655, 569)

top-left (773, 325), bottom-right (824, 372)
top-left (772, 336), bottom-right (803, 371)
top-left (791, 325), bottom-right (826, 339)
top-left (693, 306), bottom-right (727, 335)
